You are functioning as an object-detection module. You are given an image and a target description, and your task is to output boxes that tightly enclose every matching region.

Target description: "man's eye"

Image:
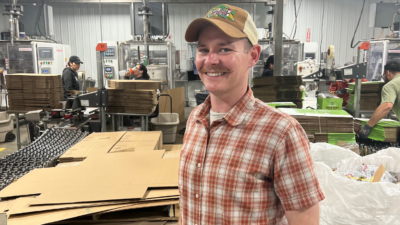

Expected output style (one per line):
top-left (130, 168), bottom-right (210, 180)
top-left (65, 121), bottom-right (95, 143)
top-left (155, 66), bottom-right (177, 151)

top-left (221, 48), bottom-right (232, 53)
top-left (198, 49), bottom-right (208, 53)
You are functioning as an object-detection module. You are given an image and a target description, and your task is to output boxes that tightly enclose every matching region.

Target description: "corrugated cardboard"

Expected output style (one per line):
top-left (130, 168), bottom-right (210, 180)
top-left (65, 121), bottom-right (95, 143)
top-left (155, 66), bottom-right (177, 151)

top-left (110, 131), bottom-right (163, 153)
top-left (7, 203), bottom-right (133, 225)
top-left (0, 151), bottom-right (179, 205)
top-left (162, 145), bottom-right (182, 151)
top-left (162, 150), bottom-right (180, 159)
top-left (7, 196), bottom-right (134, 216)
top-left (59, 132), bottom-right (126, 162)
top-left (108, 80), bottom-right (161, 90)
top-left (159, 87), bottom-right (185, 123)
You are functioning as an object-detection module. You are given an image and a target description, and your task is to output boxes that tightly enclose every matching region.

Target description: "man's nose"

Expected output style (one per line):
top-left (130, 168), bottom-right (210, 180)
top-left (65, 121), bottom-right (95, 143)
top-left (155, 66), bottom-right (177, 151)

top-left (204, 52), bottom-right (219, 66)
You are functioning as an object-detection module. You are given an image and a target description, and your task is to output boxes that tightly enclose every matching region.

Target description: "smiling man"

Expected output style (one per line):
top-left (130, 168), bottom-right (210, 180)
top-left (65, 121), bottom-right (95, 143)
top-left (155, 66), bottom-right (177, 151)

top-left (179, 4), bottom-right (325, 225)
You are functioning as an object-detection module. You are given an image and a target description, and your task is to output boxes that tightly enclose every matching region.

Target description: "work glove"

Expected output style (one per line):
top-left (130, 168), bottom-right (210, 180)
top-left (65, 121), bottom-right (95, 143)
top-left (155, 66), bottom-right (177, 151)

top-left (359, 124), bottom-right (372, 139)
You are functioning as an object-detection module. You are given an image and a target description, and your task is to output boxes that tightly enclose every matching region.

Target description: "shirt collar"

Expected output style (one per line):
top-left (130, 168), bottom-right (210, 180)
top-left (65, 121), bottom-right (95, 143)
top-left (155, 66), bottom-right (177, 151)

top-left (195, 87), bottom-right (256, 126)
top-left (394, 74), bottom-right (400, 80)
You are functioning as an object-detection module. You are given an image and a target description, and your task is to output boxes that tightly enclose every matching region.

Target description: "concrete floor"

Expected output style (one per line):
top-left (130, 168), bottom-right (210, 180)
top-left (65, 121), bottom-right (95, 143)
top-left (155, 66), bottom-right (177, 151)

top-left (0, 107), bottom-right (195, 159)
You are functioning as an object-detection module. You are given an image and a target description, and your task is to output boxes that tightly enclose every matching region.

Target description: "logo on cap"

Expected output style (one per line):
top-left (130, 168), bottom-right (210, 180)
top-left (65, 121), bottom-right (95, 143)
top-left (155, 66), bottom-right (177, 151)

top-left (207, 5), bottom-right (237, 22)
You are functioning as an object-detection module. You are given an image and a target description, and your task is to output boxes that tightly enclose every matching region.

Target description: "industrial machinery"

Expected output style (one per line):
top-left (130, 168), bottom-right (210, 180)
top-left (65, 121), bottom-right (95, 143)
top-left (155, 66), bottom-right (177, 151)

top-left (0, 40), bottom-right (71, 75)
top-left (365, 39), bottom-right (400, 81)
top-left (118, 41), bottom-right (175, 89)
top-left (251, 40), bottom-right (303, 78)
top-left (101, 41), bottom-right (119, 87)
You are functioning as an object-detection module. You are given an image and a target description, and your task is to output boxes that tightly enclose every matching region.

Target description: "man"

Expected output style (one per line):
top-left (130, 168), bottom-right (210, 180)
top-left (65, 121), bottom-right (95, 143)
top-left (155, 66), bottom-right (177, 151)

top-left (123, 64), bottom-right (150, 80)
top-left (179, 4), bottom-right (324, 225)
top-left (62, 56), bottom-right (83, 99)
top-left (359, 61), bottom-right (400, 139)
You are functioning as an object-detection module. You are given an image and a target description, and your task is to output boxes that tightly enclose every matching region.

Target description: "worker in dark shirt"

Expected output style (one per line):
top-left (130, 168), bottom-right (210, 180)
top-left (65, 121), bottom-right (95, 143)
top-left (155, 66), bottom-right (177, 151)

top-left (62, 56), bottom-right (83, 99)
top-left (123, 64), bottom-right (150, 80)
top-left (261, 55), bottom-right (274, 77)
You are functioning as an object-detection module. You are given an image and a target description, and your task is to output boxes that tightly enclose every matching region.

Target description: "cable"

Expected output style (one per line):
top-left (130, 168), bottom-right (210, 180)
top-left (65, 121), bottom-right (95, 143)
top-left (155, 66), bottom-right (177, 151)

top-left (350, 0), bottom-right (366, 48)
top-left (377, 28), bottom-right (384, 39)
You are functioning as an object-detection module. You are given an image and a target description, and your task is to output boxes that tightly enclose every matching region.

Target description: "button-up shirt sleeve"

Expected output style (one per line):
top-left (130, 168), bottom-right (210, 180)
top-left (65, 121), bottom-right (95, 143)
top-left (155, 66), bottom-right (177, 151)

top-left (273, 122), bottom-right (325, 211)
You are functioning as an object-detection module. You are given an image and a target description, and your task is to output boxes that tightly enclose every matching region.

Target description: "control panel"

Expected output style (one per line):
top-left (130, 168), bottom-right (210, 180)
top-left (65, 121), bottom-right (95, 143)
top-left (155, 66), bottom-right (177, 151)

top-left (147, 66), bottom-right (168, 84)
top-left (296, 62), bottom-right (320, 77)
top-left (104, 66), bottom-right (115, 79)
top-left (41, 67), bottom-right (52, 74)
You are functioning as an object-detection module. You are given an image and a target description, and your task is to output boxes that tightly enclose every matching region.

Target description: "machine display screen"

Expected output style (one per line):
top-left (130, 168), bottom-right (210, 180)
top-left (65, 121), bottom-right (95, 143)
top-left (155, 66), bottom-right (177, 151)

top-left (39, 48), bottom-right (53, 59)
top-left (43, 70), bottom-right (49, 73)
top-left (305, 53), bottom-right (315, 60)
top-left (104, 48), bottom-right (115, 57)
top-left (105, 67), bottom-right (112, 72)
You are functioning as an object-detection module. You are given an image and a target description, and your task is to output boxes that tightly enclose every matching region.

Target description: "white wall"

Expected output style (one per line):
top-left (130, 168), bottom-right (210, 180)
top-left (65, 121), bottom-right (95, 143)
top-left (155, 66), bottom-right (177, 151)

top-left (0, 0), bottom-right (398, 78)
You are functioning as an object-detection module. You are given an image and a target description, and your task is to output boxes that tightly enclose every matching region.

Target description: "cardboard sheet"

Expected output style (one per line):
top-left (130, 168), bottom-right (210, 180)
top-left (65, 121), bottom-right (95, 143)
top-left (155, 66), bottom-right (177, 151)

top-left (59, 132), bottom-right (126, 162)
top-left (7, 203), bottom-right (133, 225)
top-left (110, 131), bottom-right (163, 153)
top-left (0, 151), bottom-right (179, 206)
top-left (159, 87), bottom-right (185, 123)
top-left (7, 196), bottom-right (134, 216)
top-left (0, 199), bottom-right (16, 213)
top-left (162, 145), bottom-right (182, 151)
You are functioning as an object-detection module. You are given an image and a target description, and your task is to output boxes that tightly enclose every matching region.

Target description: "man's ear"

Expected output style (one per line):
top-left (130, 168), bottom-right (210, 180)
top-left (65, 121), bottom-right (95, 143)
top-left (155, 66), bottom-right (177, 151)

top-left (248, 44), bottom-right (261, 68)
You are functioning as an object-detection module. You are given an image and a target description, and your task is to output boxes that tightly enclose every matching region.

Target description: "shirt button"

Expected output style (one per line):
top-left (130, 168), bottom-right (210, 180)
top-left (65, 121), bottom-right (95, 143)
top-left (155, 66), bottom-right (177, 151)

top-left (196, 194), bottom-right (199, 198)
top-left (198, 163), bottom-right (201, 168)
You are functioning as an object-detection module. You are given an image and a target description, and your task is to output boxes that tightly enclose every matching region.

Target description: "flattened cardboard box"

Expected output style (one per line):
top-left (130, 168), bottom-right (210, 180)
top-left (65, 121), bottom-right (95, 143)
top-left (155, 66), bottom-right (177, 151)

top-left (108, 80), bottom-right (161, 90)
top-left (110, 131), bottom-right (163, 153)
top-left (60, 131), bottom-right (162, 162)
top-left (162, 144), bottom-right (182, 151)
top-left (0, 151), bottom-right (178, 204)
top-left (59, 132), bottom-right (126, 162)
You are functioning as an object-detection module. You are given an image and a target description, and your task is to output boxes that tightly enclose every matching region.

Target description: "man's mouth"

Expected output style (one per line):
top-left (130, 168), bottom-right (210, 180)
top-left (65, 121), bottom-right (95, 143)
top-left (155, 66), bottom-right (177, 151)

top-left (205, 72), bottom-right (227, 77)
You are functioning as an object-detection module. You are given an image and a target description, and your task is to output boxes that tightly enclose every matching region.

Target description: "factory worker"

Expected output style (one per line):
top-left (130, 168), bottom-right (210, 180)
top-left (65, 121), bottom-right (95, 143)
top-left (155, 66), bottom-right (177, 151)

top-left (123, 64), bottom-right (150, 80)
top-left (62, 56), bottom-right (83, 100)
top-left (261, 55), bottom-right (274, 76)
top-left (359, 61), bottom-right (400, 139)
top-left (179, 4), bottom-right (324, 225)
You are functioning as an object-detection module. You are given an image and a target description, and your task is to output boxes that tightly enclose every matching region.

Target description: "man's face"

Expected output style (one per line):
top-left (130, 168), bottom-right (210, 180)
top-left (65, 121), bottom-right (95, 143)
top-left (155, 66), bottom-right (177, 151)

top-left (133, 65), bottom-right (141, 78)
top-left (196, 25), bottom-right (259, 96)
top-left (70, 62), bottom-right (80, 71)
top-left (383, 70), bottom-right (390, 84)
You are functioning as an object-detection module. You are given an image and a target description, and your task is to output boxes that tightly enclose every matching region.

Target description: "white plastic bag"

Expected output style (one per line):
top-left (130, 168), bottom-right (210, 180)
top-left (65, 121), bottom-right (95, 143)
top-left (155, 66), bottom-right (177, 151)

top-left (310, 143), bottom-right (400, 225)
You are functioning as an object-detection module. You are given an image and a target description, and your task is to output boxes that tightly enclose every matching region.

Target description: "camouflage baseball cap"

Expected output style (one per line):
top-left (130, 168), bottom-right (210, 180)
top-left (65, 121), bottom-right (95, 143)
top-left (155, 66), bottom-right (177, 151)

top-left (185, 4), bottom-right (258, 45)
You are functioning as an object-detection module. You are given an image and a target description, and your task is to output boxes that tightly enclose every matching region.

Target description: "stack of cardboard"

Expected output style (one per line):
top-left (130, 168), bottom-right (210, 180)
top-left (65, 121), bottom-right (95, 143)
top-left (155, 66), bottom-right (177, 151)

top-left (6, 74), bottom-right (63, 111)
top-left (346, 81), bottom-right (384, 111)
top-left (106, 80), bottom-right (161, 114)
top-left (253, 76), bottom-right (303, 108)
top-left (279, 108), bottom-right (355, 144)
top-left (0, 131), bottom-right (181, 225)
top-left (354, 118), bottom-right (400, 142)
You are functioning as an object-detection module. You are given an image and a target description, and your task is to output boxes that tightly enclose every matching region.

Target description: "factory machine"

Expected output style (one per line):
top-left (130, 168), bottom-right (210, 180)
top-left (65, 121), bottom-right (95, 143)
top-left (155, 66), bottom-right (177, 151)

top-left (118, 41), bottom-right (175, 89)
top-left (0, 41), bottom-right (71, 75)
top-left (252, 40), bottom-right (305, 78)
top-left (365, 40), bottom-right (400, 81)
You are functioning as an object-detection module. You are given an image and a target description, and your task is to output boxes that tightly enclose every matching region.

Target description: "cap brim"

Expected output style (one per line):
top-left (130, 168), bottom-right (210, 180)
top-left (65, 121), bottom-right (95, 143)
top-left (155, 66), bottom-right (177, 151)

top-left (185, 18), bottom-right (247, 43)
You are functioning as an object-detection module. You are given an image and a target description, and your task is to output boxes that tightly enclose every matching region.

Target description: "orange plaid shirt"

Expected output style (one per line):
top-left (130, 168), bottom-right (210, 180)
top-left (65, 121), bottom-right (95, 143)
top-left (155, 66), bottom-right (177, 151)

top-left (179, 88), bottom-right (324, 225)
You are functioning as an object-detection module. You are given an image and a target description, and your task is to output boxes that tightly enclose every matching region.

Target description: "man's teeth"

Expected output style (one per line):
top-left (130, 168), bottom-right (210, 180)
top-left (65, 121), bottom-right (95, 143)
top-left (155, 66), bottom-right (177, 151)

top-left (207, 72), bottom-right (224, 77)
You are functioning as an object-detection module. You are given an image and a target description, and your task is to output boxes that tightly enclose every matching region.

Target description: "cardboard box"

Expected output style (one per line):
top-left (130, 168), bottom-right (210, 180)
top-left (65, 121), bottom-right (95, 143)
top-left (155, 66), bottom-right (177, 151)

top-left (60, 131), bottom-right (162, 162)
top-left (159, 87), bottom-right (185, 123)
top-left (108, 80), bottom-right (161, 90)
top-left (162, 144), bottom-right (182, 151)
top-left (110, 131), bottom-right (163, 153)
top-left (318, 97), bottom-right (343, 110)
